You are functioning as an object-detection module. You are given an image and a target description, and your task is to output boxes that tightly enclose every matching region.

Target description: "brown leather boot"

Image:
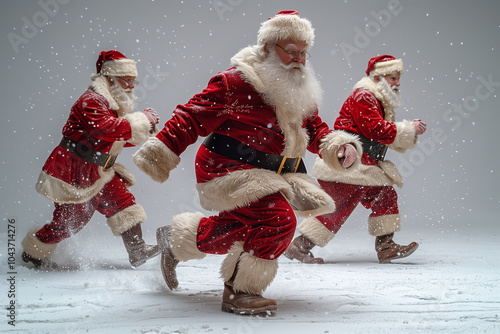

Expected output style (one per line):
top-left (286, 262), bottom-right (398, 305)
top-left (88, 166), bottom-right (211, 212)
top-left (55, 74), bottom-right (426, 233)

top-left (221, 282), bottom-right (277, 315)
top-left (156, 225), bottom-right (180, 290)
top-left (283, 235), bottom-right (324, 264)
top-left (22, 251), bottom-right (58, 269)
top-left (121, 224), bottom-right (160, 267)
top-left (375, 233), bottom-right (419, 263)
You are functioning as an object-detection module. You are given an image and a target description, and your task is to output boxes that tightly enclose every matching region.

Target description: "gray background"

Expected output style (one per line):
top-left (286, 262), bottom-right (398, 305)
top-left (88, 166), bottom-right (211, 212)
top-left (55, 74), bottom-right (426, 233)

top-left (1, 0), bottom-right (499, 241)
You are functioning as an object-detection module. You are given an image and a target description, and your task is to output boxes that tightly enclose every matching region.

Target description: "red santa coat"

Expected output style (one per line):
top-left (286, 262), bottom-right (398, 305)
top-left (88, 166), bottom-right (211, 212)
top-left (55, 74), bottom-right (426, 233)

top-left (298, 77), bottom-right (420, 244)
top-left (134, 48), bottom-right (360, 218)
top-left (35, 75), bottom-right (152, 204)
top-left (312, 76), bottom-right (418, 188)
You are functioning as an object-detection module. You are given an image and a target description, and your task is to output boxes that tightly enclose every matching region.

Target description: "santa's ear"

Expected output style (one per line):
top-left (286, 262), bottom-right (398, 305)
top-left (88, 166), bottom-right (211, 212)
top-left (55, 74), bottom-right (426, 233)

top-left (373, 75), bottom-right (381, 83)
top-left (263, 43), bottom-right (269, 53)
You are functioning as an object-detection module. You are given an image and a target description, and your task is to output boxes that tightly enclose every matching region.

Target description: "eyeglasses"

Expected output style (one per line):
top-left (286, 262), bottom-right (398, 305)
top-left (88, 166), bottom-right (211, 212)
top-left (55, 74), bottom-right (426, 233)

top-left (117, 77), bottom-right (139, 86)
top-left (275, 44), bottom-right (311, 60)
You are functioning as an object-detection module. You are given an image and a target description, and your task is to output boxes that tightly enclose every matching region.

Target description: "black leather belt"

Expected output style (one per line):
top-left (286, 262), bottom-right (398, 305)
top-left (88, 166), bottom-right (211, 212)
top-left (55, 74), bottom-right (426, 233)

top-left (59, 137), bottom-right (117, 170)
top-left (203, 132), bottom-right (306, 175)
top-left (348, 131), bottom-right (388, 161)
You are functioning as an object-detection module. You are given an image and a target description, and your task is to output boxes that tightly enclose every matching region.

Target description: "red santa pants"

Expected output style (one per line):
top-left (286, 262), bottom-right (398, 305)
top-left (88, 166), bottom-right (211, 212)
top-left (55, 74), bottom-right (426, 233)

top-left (316, 180), bottom-right (399, 234)
top-left (196, 192), bottom-right (296, 260)
top-left (36, 175), bottom-right (137, 244)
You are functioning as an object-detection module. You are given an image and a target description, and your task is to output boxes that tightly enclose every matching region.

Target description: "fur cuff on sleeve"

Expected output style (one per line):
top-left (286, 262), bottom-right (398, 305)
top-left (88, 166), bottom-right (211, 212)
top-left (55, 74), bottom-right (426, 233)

top-left (319, 131), bottom-right (363, 171)
top-left (133, 137), bottom-right (180, 183)
top-left (388, 120), bottom-right (417, 153)
top-left (125, 112), bottom-right (152, 145)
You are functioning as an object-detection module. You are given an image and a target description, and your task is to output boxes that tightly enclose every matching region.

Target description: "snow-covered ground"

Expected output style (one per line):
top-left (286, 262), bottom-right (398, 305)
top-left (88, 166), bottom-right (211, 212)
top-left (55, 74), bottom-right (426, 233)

top-left (4, 227), bottom-right (499, 334)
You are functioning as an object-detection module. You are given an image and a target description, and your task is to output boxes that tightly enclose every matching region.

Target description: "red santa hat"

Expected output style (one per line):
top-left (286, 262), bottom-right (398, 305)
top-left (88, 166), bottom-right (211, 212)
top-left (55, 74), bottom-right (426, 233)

top-left (96, 50), bottom-right (138, 77)
top-left (365, 55), bottom-right (403, 76)
top-left (257, 10), bottom-right (315, 47)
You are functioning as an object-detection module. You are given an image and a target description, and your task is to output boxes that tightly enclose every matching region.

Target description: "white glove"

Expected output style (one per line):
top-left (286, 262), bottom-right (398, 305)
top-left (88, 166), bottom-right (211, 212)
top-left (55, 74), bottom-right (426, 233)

top-left (337, 143), bottom-right (357, 168)
top-left (143, 107), bottom-right (160, 126)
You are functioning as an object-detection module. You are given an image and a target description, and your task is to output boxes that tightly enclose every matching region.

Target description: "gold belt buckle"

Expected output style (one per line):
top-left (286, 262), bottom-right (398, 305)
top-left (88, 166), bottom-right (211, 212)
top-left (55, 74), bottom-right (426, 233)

top-left (103, 155), bottom-right (117, 171)
top-left (277, 156), bottom-right (301, 175)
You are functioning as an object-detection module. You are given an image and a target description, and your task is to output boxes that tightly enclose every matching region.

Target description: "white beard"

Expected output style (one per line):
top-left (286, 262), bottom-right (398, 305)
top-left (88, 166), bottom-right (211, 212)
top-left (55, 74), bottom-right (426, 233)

top-left (255, 48), bottom-right (322, 124)
top-left (109, 78), bottom-right (136, 115)
top-left (376, 77), bottom-right (402, 109)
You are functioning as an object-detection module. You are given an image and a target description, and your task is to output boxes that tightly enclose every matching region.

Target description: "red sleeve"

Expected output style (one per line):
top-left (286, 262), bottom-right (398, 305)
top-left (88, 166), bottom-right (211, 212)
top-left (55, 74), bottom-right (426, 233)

top-left (350, 91), bottom-right (397, 145)
top-left (64, 93), bottom-right (133, 142)
top-left (156, 73), bottom-right (231, 156)
top-left (305, 110), bottom-right (333, 155)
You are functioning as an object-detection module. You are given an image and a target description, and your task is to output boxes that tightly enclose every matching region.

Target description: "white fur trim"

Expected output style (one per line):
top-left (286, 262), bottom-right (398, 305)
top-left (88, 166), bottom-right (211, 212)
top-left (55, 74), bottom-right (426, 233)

top-left (100, 58), bottom-right (138, 77)
top-left (107, 204), bottom-right (147, 236)
top-left (258, 13), bottom-right (315, 46)
top-left (196, 168), bottom-right (291, 212)
top-left (21, 227), bottom-right (58, 260)
top-left (313, 158), bottom-right (403, 188)
top-left (232, 251), bottom-right (278, 295)
top-left (133, 137), bottom-right (181, 183)
top-left (297, 217), bottom-right (335, 247)
top-left (371, 58), bottom-right (403, 77)
top-left (368, 214), bottom-right (401, 236)
top-left (35, 167), bottom-right (116, 204)
top-left (113, 162), bottom-right (136, 187)
top-left (281, 173), bottom-right (335, 218)
top-left (388, 120), bottom-right (418, 153)
top-left (124, 112), bottom-right (152, 145)
top-left (220, 241), bottom-right (245, 282)
top-left (318, 131), bottom-right (363, 172)
top-left (353, 77), bottom-right (384, 106)
top-left (169, 212), bottom-right (206, 262)
top-left (89, 75), bottom-right (119, 110)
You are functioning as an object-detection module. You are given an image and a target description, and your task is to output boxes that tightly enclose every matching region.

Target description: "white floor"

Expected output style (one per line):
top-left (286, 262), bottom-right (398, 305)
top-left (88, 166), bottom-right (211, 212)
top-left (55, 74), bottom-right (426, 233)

top-left (4, 230), bottom-right (499, 334)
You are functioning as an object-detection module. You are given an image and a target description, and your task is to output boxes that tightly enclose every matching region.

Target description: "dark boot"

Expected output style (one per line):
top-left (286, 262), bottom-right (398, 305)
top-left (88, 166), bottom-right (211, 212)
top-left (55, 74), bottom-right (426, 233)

top-left (375, 233), bottom-right (419, 263)
top-left (121, 224), bottom-right (160, 267)
top-left (283, 235), bottom-right (324, 264)
top-left (22, 251), bottom-right (58, 269)
top-left (221, 281), bottom-right (277, 315)
top-left (156, 225), bottom-right (179, 290)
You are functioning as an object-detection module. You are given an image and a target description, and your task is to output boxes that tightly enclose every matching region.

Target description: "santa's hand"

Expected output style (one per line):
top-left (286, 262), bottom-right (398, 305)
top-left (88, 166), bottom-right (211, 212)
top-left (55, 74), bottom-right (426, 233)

top-left (412, 119), bottom-right (427, 135)
top-left (337, 143), bottom-right (357, 168)
top-left (143, 107), bottom-right (160, 126)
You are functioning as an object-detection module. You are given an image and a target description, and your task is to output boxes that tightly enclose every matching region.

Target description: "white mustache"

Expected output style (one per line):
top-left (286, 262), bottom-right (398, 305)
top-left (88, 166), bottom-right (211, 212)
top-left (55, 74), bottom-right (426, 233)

top-left (280, 61), bottom-right (305, 71)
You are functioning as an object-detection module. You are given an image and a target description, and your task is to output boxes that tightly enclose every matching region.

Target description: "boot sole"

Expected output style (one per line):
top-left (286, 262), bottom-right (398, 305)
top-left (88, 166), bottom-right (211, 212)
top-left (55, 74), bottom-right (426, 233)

top-left (379, 243), bottom-right (419, 263)
top-left (221, 302), bottom-right (277, 316)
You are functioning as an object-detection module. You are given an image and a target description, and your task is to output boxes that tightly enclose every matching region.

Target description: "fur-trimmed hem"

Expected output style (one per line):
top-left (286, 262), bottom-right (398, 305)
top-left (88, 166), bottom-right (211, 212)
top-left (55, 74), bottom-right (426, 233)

top-left (169, 212), bottom-right (206, 262)
top-left (282, 173), bottom-right (335, 218)
top-left (232, 251), bottom-right (278, 295)
top-left (124, 112), bottom-right (152, 145)
top-left (196, 169), bottom-right (292, 212)
top-left (133, 137), bottom-right (181, 183)
top-left (113, 162), bottom-right (135, 187)
top-left (297, 217), bottom-right (335, 247)
top-left (368, 214), bottom-right (401, 236)
top-left (35, 168), bottom-right (115, 204)
top-left (312, 158), bottom-right (403, 188)
top-left (107, 204), bottom-right (147, 236)
top-left (318, 130), bottom-right (362, 172)
top-left (388, 120), bottom-right (417, 153)
top-left (21, 227), bottom-right (58, 260)
top-left (220, 241), bottom-right (245, 282)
